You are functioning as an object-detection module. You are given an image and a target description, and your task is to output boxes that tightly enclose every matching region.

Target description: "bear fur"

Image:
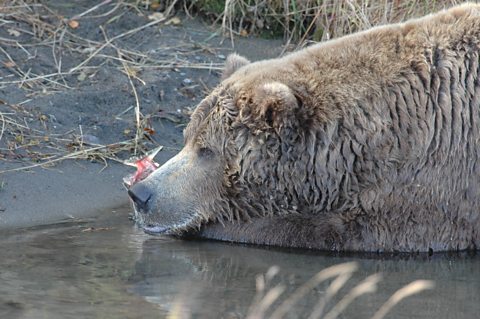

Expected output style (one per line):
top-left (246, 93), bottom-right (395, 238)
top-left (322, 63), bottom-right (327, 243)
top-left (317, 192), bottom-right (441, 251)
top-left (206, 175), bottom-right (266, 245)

top-left (128, 3), bottom-right (480, 252)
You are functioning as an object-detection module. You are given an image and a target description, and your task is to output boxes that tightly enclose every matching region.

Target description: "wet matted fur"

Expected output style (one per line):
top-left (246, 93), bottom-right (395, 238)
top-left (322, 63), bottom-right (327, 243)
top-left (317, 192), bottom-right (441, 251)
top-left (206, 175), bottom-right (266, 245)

top-left (128, 3), bottom-right (480, 252)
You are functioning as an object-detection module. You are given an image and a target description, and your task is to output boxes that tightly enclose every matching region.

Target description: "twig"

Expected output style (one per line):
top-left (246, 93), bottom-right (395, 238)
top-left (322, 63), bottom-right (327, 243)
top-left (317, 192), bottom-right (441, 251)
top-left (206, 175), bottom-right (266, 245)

top-left (0, 72), bottom-right (75, 86)
top-left (0, 139), bottom-right (136, 174)
top-left (221, 0), bottom-right (235, 48)
top-left (69, 17), bottom-right (167, 73)
top-left (71, 0), bottom-right (112, 20)
top-left (122, 58), bottom-right (142, 156)
top-left (0, 112), bottom-right (5, 143)
top-left (99, 24), bottom-right (143, 155)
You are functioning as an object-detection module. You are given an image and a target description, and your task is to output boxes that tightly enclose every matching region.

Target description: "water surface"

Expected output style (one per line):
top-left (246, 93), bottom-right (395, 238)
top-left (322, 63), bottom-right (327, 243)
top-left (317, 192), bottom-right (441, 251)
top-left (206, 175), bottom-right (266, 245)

top-left (0, 206), bottom-right (478, 318)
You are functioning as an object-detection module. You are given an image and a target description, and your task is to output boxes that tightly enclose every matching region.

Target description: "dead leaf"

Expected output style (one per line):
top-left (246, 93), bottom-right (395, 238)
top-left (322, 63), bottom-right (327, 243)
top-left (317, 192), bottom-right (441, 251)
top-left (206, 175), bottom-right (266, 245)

top-left (122, 66), bottom-right (138, 78)
top-left (144, 127), bottom-right (155, 135)
top-left (148, 12), bottom-right (165, 21)
top-left (77, 71), bottom-right (87, 82)
top-left (15, 135), bottom-right (23, 143)
top-left (81, 47), bottom-right (96, 54)
top-left (68, 20), bottom-right (79, 29)
top-left (151, 2), bottom-right (161, 10)
top-left (7, 29), bottom-right (20, 37)
top-left (240, 29), bottom-right (248, 37)
top-left (165, 17), bottom-right (181, 26)
top-left (3, 61), bottom-right (15, 68)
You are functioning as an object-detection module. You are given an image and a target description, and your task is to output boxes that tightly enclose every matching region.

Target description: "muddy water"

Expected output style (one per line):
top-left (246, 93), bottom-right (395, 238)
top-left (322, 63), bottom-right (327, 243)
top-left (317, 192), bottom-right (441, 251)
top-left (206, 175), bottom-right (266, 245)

top-left (0, 206), bottom-right (478, 319)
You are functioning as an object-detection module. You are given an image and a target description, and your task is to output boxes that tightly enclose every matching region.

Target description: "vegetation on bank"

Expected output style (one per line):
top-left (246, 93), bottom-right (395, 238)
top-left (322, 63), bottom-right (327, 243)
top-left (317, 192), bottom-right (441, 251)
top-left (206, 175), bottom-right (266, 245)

top-left (141, 0), bottom-right (460, 45)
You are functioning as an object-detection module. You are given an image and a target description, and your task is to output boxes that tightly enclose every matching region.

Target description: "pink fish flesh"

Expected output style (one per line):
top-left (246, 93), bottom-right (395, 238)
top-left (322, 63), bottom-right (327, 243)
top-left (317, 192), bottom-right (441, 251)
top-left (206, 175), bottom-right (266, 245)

top-left (123, 146), bottom-right (162, 188)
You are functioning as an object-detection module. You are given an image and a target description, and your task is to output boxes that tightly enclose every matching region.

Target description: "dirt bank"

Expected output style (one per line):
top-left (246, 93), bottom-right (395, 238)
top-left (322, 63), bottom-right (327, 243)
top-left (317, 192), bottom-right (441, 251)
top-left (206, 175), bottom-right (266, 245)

top-left (0, 1), bottom-right (283, 229)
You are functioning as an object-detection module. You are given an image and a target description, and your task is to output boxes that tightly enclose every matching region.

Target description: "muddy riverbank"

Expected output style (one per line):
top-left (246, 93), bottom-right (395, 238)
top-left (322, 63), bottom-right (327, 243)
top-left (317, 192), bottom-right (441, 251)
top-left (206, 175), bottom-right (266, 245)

top-left (0, 1), bottom-right (282, 228)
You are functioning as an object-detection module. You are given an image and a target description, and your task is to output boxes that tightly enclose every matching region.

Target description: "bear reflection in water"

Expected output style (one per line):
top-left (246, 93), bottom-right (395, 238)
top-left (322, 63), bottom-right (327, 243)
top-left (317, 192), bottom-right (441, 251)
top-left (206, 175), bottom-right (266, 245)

top-left (128, 238), bottom-right (478, 319)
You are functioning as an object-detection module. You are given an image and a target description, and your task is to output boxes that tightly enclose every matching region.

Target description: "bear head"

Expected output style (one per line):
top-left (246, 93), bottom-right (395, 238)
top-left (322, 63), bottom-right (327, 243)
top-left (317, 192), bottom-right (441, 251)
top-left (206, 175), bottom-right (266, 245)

top-left (127, 54), bottom-right (321, 235)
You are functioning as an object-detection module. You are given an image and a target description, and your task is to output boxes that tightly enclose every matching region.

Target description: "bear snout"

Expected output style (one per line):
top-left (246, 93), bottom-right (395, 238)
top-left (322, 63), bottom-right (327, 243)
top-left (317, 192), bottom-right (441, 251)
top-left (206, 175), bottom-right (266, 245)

top-left (128, 183), bottom-right (153, 212)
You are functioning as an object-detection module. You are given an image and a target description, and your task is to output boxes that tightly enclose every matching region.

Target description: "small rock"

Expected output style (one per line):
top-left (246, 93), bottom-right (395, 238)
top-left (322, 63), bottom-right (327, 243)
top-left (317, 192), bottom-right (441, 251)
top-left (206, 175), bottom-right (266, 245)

top-left (82, 134), bottom-right (101, 145)
top-left (165, 17), bottom-right (181, 26)
top-left (256, 19), bottom-right (265, 29)
top-left (148, 12), bottom-right (165, 21)
top-left (182, 78), bottom-right (192, 85)
top-left (7, 28), bottom-right (20, 37)
top-left (218, 54), bottom-right (226, 60)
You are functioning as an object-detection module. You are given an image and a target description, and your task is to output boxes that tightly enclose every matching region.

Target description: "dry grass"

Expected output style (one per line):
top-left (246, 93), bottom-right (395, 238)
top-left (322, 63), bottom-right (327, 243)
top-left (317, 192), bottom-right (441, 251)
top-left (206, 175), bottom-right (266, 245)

top-left (245, 262), bottom-right (434, 319)
top-left (160, 0), bottom-right (462, 47)
top-left (0, 0), bottom-right (220, 91)
top-left (166, 262), bottom-right (434, 319)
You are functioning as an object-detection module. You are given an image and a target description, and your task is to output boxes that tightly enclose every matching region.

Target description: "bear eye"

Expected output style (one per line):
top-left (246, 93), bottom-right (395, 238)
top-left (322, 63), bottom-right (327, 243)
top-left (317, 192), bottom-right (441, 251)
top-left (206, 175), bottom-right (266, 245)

top-left (198, 147), bottom-right (214, 158)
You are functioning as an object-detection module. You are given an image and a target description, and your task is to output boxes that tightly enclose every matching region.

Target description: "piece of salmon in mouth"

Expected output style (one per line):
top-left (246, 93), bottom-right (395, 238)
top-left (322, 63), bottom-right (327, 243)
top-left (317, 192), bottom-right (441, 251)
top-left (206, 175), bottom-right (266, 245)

top-left (123, 146), bottom-right (163, 188)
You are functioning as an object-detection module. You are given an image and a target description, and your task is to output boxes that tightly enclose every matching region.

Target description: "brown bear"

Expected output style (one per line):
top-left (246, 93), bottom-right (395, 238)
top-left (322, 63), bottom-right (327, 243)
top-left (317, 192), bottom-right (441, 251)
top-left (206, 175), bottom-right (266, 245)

top-left (127, 3), bottom-right (480, 252)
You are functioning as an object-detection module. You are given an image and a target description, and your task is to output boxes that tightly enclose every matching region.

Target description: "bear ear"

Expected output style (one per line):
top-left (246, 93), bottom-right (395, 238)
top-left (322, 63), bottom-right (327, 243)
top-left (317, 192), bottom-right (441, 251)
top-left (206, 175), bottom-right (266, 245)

top-left (253, 82), bottom-right (300, 129)
top-left (221, 54), bottom-right (250, 80)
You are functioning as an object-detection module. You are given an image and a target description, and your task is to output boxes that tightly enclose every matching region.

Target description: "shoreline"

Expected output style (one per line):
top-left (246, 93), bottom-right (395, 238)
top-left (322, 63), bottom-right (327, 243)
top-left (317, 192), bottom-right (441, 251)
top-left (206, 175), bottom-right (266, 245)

top-left (0, 161), bottom-right (131, 229)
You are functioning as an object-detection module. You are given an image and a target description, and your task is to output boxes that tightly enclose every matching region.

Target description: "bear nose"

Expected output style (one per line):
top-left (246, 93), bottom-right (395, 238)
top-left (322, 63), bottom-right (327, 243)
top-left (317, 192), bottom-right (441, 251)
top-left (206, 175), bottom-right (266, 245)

top-left (128, 183), bottom-right (152, 211)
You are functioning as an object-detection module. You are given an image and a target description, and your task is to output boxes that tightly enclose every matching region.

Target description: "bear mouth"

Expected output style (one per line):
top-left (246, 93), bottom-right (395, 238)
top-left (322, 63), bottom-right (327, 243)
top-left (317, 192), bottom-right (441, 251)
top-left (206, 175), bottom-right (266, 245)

top-left (137, 211), bottom-right (203, 236)
top-left (130, 208), bottom-right (171, 234)
top-left (141, 224), bottom-right (170, 234)
top-left (132, 206), bottom-right (197, 236)
top-left (140, 221), bottom-right (196, 236)
top-left (133, 212), bottom-right (175, 235)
